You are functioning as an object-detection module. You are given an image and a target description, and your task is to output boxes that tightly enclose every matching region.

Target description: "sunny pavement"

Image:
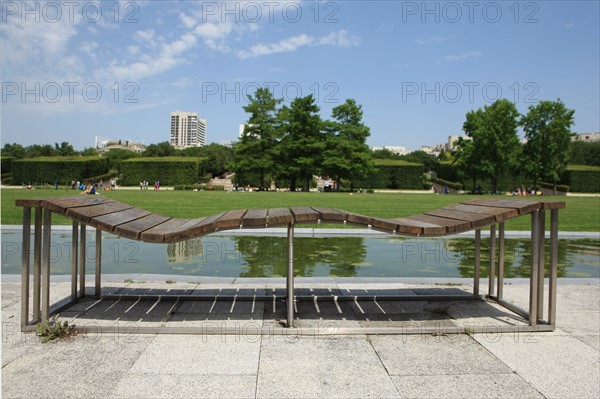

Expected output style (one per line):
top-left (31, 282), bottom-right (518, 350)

top-left (1, 280), bottom-right (598, 399)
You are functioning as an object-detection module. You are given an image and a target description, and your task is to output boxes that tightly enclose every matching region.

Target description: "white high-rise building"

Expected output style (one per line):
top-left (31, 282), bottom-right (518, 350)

top-left (170, 111), bottom-right (206, 148)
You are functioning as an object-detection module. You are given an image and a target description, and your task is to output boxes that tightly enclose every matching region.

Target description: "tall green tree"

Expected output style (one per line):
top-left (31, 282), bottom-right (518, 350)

top-left (1, 143), bottom-right (26, 159)
top-left (322, 99), bottom-right (373, 190)
top-left (521, 99), bottom-right (575, 192)
top-left (143, 141), bottom-right (179, 157)
top-left (278, 95), bottom-right (324, 191)
top-left (54, 142), bottom-right (76, 156)
top-left (457, 99), bottom-right (521, 193)
top-left (232, 88), bottom-right (282, 190)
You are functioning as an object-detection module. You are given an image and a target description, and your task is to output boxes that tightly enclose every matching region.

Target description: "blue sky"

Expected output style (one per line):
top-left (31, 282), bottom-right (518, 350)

top-left (1, 0), bottom-right (599, 151)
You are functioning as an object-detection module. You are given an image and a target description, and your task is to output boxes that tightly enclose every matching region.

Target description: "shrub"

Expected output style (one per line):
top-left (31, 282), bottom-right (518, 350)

top-left (354, 160), bottom-right (423, 189)
top-left (561, 165), bottom-right (600, 193)
top-left (12, 157), bottom-right (109, 185)
top-left (121, 157), bottom-right (205, 186)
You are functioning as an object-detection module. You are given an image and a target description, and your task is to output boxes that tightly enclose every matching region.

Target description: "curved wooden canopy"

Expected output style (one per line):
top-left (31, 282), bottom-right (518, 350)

top-left (16, 196), bottom-right (566, 244)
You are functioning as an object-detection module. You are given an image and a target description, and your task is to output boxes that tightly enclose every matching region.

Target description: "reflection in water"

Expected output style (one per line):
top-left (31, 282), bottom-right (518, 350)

top-left (1, 232), bottom-right (598, 278)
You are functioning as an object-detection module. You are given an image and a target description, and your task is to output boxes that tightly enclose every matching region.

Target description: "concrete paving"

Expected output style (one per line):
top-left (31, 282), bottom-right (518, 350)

top-left (1, 278), bottom-right (598, 399)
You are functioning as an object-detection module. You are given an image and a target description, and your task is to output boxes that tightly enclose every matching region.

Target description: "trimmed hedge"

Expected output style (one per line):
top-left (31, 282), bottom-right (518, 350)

top-left (355, 160), bottom-right (423, 189)
top-left (436, 161), bottom-right (460, 182)
top-left (430, 177), bottom-right (463, 190)
top-left (1, 156), bottom-right (14, 174)
top-left (12, 157), bottom-right (109, 185)
top-left (561, 165), bottom-right (600, 193)
top-left (121, 157), bottom-right (206, 186)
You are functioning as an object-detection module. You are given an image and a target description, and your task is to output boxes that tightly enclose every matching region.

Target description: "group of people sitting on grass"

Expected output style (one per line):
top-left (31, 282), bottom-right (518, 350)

top-left (511, 185), bottom-right (541, 196)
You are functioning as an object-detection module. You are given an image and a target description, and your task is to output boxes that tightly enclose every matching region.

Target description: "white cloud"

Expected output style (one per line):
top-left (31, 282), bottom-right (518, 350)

top-left (179, 13), bottom-right (197, 29)
top-left (443, 51), bottom-right (482, 62)
top-left (238, 30), bottom-right (361, 59)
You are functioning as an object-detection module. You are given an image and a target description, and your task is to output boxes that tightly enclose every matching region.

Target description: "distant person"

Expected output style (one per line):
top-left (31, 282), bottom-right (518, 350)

top-left (110, 178), bottom-right (116, 190)
top-left (54, 179), bottom-right (59, 190)
top-left (444, 185), bottom-right (449, 194)
top-left (140, 181), bottom-right (144, 190)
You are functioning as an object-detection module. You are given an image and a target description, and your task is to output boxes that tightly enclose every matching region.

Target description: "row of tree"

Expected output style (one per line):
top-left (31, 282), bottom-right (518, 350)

top-left (232, 88), bottom-right (373, 191)
top-left (453, 99), bottom-right (575, 193)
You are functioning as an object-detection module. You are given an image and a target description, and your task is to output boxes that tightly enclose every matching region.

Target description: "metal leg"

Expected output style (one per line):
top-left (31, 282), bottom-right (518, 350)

top-left (537, 210), bottom-right (546, 320)
top-left (79, 224), bottom-right (86, 298)
top-left (20, 208), bottom-right (31, 330)
top-left (548, 210), bottom-right (559, 328)
top-left (497, 222), bottom-right (505, 300)
top-left (71, 222), bottom-right (78, 302)
top-left (33, 208), bottom-right (42, 322)
top-left (41, 208), bottom-right (51, 322)
top-left (95, 228), bottom-right (102, 297)
top-left (286, 223), bottom-right (295, 328)
top-left (474, 229), bottom-right (481, 298)
top-left (488, 224), bottom-right (496, 297)
top-left (529, 211), bottom-right (539, 326)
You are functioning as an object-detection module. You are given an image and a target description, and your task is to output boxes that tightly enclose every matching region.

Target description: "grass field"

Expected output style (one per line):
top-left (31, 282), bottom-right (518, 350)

top-left (1, 188), bottom-right (599, 232)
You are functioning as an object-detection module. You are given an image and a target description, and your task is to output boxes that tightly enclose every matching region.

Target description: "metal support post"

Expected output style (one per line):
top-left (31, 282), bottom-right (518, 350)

top-left (474, 229), bottom-right (481, 297)
top-left (95, 228), bottom-right (102, 297)
top-left (537, 210), bottom-right (546, 320)
top-left (286, 223), bottom-right (295, 328)
top-left (41, 208), bottom-right (51, 322)
top-left (497, 222), bottom-right (505, 300)
top-left (529, 211), bottom-right (539, 326)
top-left (20, 207), bottom-right (31, 330)
top-left (548, 210), bottom-right (559, 327)
top-left (488, 224), bottom-right (496, 296)
top-left (33, 208), bottom-right (42, 322)
top-left (79, 224), bottom-right (86, 298)
top-left (71, 222), bottom-right (78, 302)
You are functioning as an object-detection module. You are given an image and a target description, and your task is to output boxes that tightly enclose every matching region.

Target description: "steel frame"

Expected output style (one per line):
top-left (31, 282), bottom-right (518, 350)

top-left (19, 208), bottom-right (560, 335)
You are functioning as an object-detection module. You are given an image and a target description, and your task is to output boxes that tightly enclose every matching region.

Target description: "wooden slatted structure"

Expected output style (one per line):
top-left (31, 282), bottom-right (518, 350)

top-left (16, 196), bottom-right (566, 335)
top-left (14, 196), bottom-right (565, 242)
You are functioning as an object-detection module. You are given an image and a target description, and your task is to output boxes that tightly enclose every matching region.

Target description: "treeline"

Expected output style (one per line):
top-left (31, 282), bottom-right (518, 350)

top-left (232, 88), bottom-right (373, 191)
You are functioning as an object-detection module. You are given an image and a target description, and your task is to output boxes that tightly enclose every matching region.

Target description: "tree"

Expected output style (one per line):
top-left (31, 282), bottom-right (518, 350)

top-left (231, 88), bottom-right (282, 190)
top-left (143, 141), bottom-right (179, 157)
top-left (278, 95), bottom-right (324, 191)
top-left (321, 99), bottom-right (373, 190)
top-left (24, 144), bottom-right (56, 158)
top-left (521, 99), bottom-right (575, 193)
top-left (569, 141), bottom-right (600, 166)
top-left (400, 150), bottom-right (439, 173)
top-left (1, 143), bottom-right (26, 159)
top-left (182, 143), bottom-right (234, 177)
top-left (80, 147), bottom-right (98, 156)
top-left (54, 142), bottom-right (76, 156)
top-left (457, 100), bottom-right (521, 193)
top-left (372, 148), bottom-right (401, 160)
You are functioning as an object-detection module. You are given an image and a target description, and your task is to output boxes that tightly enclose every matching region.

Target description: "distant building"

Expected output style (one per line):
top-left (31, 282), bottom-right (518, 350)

top-left (372, 146), bottom-right (410, 156)
top-left (170, 111), bottom-right (206, 148)
top-left (572, 133), bottom-right (600, 143)
top-left (95, 136), bottom-right (146, 154)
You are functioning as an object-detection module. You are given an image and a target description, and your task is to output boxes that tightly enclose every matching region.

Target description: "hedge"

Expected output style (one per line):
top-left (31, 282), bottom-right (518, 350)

top-left (436, 161), bottom-right (460, 182)
top-left (354, 160), bottom-right (423, 189)
top-left (121, 157), bottom-right (206, 186)
top-left (430, 177), bottom-right (463, 190)
top-left (1, 156), bottom-right (14, 174)
top-left (560, 165), bottom-right (600, 193)
top-left (12, 157), bottom-right (110, 185)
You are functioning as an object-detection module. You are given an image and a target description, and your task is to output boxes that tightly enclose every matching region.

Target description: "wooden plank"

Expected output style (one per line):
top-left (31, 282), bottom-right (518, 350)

top-left (242, 209), bottom-right (267, 227)
top-left (214, 209), bottom-right (247, 230)
top-left (268, 208), bottom-right (293, 226)
top-left (386, 217), bottom-right (448, 236)
top-left (42, 196), bottom-right (114, 215)
top-left (407, 214), bottom-right (471, 233)
top-left (114, 214), bottom-right (172, 240)
top-left (88, 208), bottom-right (152, 232)
top-left (540, 201), bottom-right (567, 210)
top-left (187, 212), bottom-right (227, 236)
top-left (345, 211), bottom-right (372, 226)
top-left (291, 207), bottom-right (320, 223)
top-left (66, 201), bottom-right (134, 223)
top-left (312, 207), bottom-right (347, 223)
top-left (462, 198), bottom-right (541, 215)
top-left (444, 204), bottom-right (518, 222)
top-left (141, 218), bottom-right (193, 243)
top-left (370, 217), bottom-right (401, 232)
top-left (163, 218), bottom-right (207, 243)
top-left (15, 198), bottom-right (44, 207)
top-left (425, 209), bottom-right (494, 229)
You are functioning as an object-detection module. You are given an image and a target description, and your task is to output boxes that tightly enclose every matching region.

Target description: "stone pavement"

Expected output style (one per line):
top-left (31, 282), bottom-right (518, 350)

top-left (1, 278), bottom-right (598, 399)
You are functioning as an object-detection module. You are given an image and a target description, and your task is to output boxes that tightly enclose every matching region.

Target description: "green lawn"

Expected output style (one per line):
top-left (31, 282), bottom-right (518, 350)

top-left (1, 187), bottom-right (599, 232)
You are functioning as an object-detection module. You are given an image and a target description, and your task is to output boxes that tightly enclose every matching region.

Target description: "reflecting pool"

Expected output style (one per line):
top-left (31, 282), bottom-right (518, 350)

top-left (1, 231), bottom-right (598, 278)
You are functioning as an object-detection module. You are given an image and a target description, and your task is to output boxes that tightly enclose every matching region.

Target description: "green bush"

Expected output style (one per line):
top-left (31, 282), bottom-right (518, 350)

top-left (354, 160), bottom-right (423, 189)
top-left (436, 161), bottom-right (460, 182)
top-left (561, 165), bottom-right (600, 193)
top-left (121, 157), bottom-right (205, 186)
top-left (1, 156), bottom-right (14, 174)
top-left (12, 157), bottom-right (109, 185)
top-left (430, 177), bottom-right (463, 190)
